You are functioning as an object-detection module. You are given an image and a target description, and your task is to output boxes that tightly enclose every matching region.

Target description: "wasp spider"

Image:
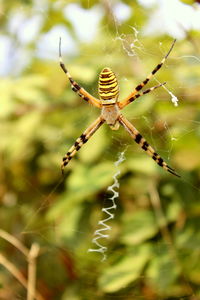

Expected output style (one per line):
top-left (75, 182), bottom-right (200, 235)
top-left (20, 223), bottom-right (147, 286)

top-left (60, 39), bottom-right (179, 177)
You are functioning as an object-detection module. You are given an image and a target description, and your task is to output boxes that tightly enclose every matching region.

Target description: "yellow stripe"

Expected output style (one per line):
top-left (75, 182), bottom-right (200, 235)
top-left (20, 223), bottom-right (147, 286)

top-left (99, 76), bottom-right (116, 82)
top-left (100, 88), bottom-right (119, 94)
top-left (100, 93), bottom-right (117, 99)
top-left (100, 90), bottom-right (118, 97)
top-left (99, 88), bottom-right (118, 95)
top-left (99, 82), bottom-right (118, 90)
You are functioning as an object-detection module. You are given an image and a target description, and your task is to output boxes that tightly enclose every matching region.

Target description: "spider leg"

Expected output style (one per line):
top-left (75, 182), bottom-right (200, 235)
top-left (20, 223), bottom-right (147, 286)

top-left (118, 114), bottom-right (180, 177)
top-left (59, 38), bottom-right (101, 108)
top-left (61, 116), bottom-right (105, 173)
top-left (119, 39), bottom-right (176, 109)
top-left (118, 82), bottom-right (166, 109)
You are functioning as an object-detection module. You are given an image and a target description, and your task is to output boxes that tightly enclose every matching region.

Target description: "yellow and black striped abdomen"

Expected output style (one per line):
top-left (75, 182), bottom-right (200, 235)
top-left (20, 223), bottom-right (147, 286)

top-left (98, 68), bottom-right (119, 104)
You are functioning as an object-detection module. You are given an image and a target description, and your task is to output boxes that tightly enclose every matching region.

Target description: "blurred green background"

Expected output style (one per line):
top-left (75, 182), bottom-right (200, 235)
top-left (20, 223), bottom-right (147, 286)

top-left (0, 0), bottom-right (200, 299)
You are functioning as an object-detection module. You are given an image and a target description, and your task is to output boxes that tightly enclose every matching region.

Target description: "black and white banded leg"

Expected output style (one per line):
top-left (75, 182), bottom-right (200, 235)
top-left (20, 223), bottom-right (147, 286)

top-left (118, 114), bottom-right (180, 177)
top-left (61, 116), bottom-right (105, 173)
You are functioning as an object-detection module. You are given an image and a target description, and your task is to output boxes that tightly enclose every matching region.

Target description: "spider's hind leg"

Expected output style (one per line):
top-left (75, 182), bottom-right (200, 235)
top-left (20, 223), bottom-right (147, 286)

top-left (118, 114), bottom-right (180, 177)
top-left (61, 116), bottom-right (105, 173)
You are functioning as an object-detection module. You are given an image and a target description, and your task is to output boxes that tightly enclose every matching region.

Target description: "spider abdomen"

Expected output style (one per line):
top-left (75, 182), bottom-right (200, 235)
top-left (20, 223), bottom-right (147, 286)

top-left (98, 67), bottom-right (119, 103)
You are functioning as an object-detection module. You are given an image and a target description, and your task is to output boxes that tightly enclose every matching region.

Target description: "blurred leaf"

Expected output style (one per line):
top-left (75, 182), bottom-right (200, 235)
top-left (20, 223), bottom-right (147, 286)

top-left (146, 244), bottom-right (181, 292)
top-left (174, 148), bottom-right (200, 170)
top-left (185, 256), bottom-right (200, 285)
top-left (98, 244), bottom-right (151, 293)
top-left (166, 200), bottom-right (182, 222)
top-left (121, 210), bottom-right (159, 245)
top-left (125, 155), bottom-right (158, 176)
top-left (0, 79), bottom-right (16, 117)
top-left (56, 203), bottom-right (84, 239)
top-left (2, 111), bottom-right (42, 161)
top-left (67, 162), bottom-right (114, 194)
top-left (70, 65), bottom-right (97, 84)
top-left (14, 75), bottom-right (47, 104)
top-left (176, 221), bottom-right (200, 250)
top-left (47, 162), bottom-right (114, 220)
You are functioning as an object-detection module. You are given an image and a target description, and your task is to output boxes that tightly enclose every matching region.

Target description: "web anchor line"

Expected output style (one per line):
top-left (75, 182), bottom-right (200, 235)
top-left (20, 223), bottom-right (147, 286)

top-left (88, 151), bottom-right (125, 261)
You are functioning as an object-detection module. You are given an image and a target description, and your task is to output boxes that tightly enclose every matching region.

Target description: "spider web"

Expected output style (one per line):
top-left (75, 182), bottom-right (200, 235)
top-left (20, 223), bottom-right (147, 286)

top-left (79, 23), bottom-right (199, 298)
top-left (92, 12), bottom-right (200, 299)
top-left (1, 1), bottom-right (200, 299)
top-left (36, 28), bottom-right (199, 299)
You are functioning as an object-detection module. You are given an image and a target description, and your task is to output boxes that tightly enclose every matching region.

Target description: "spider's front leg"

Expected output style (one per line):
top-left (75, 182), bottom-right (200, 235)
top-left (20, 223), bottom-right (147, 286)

top-left (118, 39), bottom-right (176, 109)
top-left (59, 38), bottom-right (101, 108)
top-left (61, 116), bottom-right (105, 173)
top-left (118, 82), bottom-right (166, 109)
top-left (118, 114), bottom-right (180, 177)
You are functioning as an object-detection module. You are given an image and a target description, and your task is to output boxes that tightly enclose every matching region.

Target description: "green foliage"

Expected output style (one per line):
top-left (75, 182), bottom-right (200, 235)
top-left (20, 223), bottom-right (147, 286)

top-left (146, 244), bottom-right (181, 293)
top-left (121, 210), bottom-right (159, 245)
top-left (0, 0), bottom-right (200, 299)
top-left (99, 244), bottom-right (151, 292)
top-left (180, 0), bottom-right (196, 4)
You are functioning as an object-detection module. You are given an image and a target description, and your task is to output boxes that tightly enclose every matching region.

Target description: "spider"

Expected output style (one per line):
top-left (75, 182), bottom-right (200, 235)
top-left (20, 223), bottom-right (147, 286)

top-left (59, 38), bottom-right (179, 177)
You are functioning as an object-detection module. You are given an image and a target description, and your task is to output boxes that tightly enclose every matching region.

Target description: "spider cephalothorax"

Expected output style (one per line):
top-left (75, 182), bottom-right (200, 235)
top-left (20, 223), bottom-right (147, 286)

top-left (59, 38), bottom-right (179, 177)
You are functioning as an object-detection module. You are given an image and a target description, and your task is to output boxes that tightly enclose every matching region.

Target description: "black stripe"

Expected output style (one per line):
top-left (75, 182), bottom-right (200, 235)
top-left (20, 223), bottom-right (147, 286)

top-left (100, 90), bottom-right (118, 95)
top-left (135, 133), bottom-right (142, 144)
top-left (72, 86), bottom-right (77, 92)
top-left (129, 94), bottom-right (140, 103)
top-left (73, 83), bottom-right (81, 90)
top-left (99, 84), bottom-right (118, 91)
top-left (99, 82), bottom-right (116, 87)
top-left (152, 153), bottom-right (158, 161)
top-left (100, 95), bottom-right (115, 100)
top-left (80, 134), bottom-right (88, 143)
top-left (99, 78), bottom-right (116, 83)
top-left (99, 89), bottom-right (117, 93)
top-left (60, 62), bottom-right (67, 73)
top-left (167, 168), bottom-right (180, 177)
top-left (157, 157), bottom-right (164, 166)
top-left (167, 165), bottom-right (175, 171)
top-left (130, 94), bottom-right (139, 102)
top-left (74, 141), bottom-right (81, 150)
top-left (152, 64), bottom-right (162, 75)
top-left (99, 81), bottom-right (116, 86)
top-left (102, 103), bottom-right (115, 106)
top-left (143, 78), bottom-right (149, 85)
top-left (100, 74), bottom-right (112, 78)
top-left (143, 89), bottom-right (151, 94)
top-left (135, 84), bottom-right (143, 91)
top-left (141, 141), bottom-right (148, 150)
top-left (63, 157), bottom-right (72, 166)
top-left (63, 151), bottom-right (72, 161)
